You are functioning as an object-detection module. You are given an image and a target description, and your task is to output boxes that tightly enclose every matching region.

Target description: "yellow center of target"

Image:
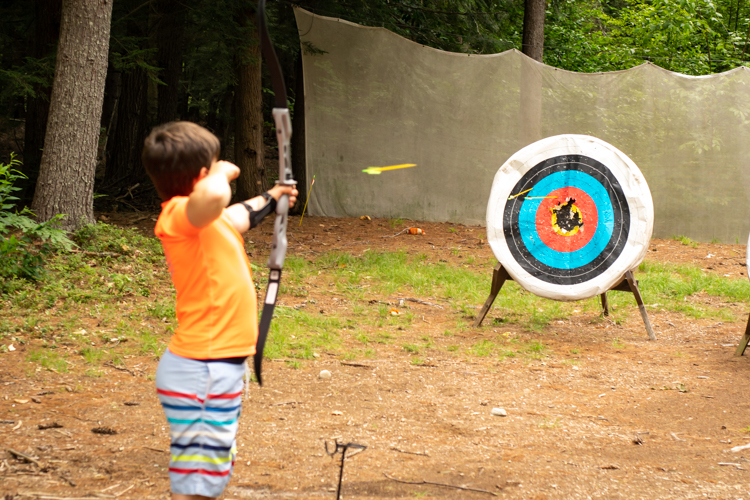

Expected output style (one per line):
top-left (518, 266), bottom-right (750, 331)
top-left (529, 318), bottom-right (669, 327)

top-left (550, 199), bottom-right (584, 237)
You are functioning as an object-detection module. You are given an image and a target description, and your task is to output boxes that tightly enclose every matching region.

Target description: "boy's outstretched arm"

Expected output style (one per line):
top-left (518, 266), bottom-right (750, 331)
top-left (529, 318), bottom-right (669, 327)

top-left (186, 161), bottom-right (240, 229)
top-left (226, 184), bottom-right (298, 234)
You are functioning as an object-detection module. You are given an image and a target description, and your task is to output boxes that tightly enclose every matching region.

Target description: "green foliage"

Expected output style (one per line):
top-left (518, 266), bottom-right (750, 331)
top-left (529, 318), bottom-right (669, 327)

top-left (546, 0), bottom-right (750, 75)
top-left (0, 233), bottom-right (49, 283)
top-left (0, 152), bottom-right (23, 213)
top-left (0, 154), bottom-right (75, 290)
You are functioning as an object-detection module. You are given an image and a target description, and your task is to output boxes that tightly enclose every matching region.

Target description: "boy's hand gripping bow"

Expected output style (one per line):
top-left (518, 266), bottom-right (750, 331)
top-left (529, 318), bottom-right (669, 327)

top-left (254, 0), bottom-right (295, 385)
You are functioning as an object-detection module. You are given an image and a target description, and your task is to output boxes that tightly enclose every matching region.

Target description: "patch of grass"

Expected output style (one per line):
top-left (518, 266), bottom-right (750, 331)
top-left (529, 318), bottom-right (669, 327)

top-left (73, 222), bottom-right (163, 258)
top-left (611, 337), bottom-right (625, 349)
top-left (471, 339), bottom-right (495, 357)
top-left (80, 347), bottom-right (104, 365)
top-left (147, 300), bottom-right (176, 320)
top-left (673, 235), bottom-right (699, 248)
top-left (421, 335), bottom-right (434, 349)
top-left (389, 218), bottom-right (405, 229)
top-left (139, 329), bottom-right (166, 358)
top-left (355, 333), bottom-right (370, 345)
top-left (637, 260), bottom-right (750, 320)
top-left (538, 417), bottom-right (562, 429)
top-left (402, 343), bottom-right (420, 354)
top-left (499, 348), bottom-right (517, 359)
top-left (373, 332), bottom-right (393, 344)
top-left (524, 340), bottom-right (548, 359)
top-left (266, 308), bottom-right (342, 359)
top-left (27, 348), bottom-right (68, 373)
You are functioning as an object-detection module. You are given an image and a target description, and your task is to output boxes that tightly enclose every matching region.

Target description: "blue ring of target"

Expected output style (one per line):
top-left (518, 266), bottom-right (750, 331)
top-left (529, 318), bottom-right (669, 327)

top-left (518, 170), bottom-right (614, 269)
top-left (502, 155), bottom-right (630, 285)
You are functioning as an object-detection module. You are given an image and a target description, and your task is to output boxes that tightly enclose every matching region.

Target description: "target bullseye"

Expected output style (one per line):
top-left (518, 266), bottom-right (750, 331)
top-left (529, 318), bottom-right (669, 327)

top-left (536, 187), bottom-right (597, 253)
top-left (487, 135), bottom-right (653, 301)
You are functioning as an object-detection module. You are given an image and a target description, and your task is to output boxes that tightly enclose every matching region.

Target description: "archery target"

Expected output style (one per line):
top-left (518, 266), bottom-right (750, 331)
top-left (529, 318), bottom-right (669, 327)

top-left (486, 135), bottom-right (653, 301)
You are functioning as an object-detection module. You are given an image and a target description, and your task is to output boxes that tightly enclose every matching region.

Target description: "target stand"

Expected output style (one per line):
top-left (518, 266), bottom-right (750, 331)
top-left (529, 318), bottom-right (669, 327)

top-left (473, 261), bottom-right (656, 340)
top-left (736, 238), bottom-right (750, 356)
top-left (734, 317), bottom-right (750, 356)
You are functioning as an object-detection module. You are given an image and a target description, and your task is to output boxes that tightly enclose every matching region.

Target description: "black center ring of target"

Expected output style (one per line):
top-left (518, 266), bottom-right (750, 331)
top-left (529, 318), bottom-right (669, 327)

top-left (503, 154), bottom-right (630, 285)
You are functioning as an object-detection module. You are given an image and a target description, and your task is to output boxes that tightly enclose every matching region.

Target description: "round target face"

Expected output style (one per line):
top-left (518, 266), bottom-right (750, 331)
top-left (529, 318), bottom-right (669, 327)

top-left (487, 135), bottom-right (653, 301)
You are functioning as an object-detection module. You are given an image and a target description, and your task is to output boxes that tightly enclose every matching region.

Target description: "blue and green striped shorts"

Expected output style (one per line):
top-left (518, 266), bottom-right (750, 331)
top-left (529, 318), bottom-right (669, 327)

top-left (156, 349), bottom-right (246, 498)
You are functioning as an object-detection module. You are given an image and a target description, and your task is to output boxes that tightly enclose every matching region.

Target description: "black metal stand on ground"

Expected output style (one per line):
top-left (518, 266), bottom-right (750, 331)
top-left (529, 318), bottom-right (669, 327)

top-left (325, 441), bottom-right (367, 500)
top-left (735, 315), bottom-right (750, 357)
top-left (473, 262), bottom-right (656, 341)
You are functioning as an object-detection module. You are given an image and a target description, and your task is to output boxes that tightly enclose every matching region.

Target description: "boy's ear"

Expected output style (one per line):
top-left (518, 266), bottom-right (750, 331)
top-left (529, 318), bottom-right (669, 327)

top-left (192, 167), bottom-right (210, 189)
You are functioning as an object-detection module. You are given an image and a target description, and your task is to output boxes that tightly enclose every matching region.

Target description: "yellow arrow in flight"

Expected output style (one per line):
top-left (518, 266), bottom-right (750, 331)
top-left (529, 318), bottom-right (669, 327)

top-left (362, 163), bottom-right (417, 175)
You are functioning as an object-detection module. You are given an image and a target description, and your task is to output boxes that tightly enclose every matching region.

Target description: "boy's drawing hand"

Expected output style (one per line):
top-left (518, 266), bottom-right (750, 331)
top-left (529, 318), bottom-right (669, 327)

top-left (267, 184), bottom-right (299, 208)
top-left (210, 160), bottom-right (240, 182)
top-left (187, 160), bottom-right (236, 229)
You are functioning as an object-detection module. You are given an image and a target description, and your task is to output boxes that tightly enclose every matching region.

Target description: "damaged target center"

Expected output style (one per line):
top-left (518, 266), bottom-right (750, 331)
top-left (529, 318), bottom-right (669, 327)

top-left (551, 198), bottom-right (584, 237)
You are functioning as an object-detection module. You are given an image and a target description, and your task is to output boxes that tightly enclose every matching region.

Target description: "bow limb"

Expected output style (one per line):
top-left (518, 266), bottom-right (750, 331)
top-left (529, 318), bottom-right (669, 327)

top-left (254, 0), bottom-right (295, 386)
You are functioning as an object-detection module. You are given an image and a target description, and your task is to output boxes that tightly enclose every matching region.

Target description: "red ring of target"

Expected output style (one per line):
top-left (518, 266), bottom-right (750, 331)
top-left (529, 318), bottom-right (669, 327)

top-left (535, 187), bottom-right (598, 253)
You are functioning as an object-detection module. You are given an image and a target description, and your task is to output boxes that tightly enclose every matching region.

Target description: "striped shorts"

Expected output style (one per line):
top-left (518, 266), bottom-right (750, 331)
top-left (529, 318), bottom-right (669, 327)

top-left (156, 349), bottom-right (245, 497)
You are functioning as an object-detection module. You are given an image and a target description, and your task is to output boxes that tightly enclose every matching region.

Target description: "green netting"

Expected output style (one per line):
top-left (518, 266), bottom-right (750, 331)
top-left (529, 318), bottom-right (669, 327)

top-left (296, 8), bottom-right (750, 243)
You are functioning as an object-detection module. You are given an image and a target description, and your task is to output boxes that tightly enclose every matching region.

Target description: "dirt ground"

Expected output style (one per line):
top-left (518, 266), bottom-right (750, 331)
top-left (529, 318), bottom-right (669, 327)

top-left (2, 214), bottom-right (750, 500)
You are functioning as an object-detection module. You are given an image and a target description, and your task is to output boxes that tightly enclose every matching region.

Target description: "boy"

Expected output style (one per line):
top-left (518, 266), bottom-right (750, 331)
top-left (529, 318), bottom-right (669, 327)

top-left (142, 121), bottom-right (298, 500)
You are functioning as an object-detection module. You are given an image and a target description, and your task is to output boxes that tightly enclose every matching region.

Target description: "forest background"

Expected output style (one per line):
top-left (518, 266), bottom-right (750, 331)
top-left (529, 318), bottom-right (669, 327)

top-left (1, 0), bottom-right (750, 232)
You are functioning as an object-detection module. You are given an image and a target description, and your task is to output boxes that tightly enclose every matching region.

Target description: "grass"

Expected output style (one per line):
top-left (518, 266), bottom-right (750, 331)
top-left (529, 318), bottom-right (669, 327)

top-left (4, 221), bottom-right (750, 377)
top-left (638, 260), bottom-right (750, 320)
top-left (538, 417), bottom-right (562, 429)
top-left (673, 235), bottom-right (699, 248)
top-left (27, 348), bottom-right (68, 373)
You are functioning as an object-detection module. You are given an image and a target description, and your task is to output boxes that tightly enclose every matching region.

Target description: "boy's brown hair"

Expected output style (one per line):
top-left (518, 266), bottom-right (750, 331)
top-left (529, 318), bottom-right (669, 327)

top-left (142, 121), bottom-right (221, 201)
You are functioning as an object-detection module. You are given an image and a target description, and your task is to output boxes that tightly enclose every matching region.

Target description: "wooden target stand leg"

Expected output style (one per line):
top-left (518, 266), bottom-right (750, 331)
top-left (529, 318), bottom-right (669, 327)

top-left (474, 264), bottom-right (656, 341)
top-left (734, 314), bottom-right (750, 357)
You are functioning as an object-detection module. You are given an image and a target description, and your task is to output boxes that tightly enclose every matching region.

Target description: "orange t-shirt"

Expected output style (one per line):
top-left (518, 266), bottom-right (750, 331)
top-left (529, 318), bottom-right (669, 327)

top-left (154, 196), bottom-right (257, 359)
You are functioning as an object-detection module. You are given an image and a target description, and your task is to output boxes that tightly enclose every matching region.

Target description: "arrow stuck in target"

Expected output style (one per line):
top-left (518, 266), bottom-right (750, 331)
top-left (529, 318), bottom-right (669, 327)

top-left (508, 188), bottom-right (556, 200)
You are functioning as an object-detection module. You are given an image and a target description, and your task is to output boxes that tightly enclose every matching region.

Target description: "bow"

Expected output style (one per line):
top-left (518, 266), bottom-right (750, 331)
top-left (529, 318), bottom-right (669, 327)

top-left (254, 0), bottom-right (295, 386)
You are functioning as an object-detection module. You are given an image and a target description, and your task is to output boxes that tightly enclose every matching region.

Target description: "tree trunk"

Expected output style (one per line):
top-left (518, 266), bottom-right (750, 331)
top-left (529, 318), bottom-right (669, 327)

top-left (155, 0), bottom-right (185, 125)
top-left (522, 0), bottom-right (546, 62)
top-left (31, 0), bottom-right (113, 231)
top-left (290, 52), bottom-right (306, 215)
top-left (234, 8), bottom-right (268, 201)
top-left (21, 0), bottom-right (62, 202)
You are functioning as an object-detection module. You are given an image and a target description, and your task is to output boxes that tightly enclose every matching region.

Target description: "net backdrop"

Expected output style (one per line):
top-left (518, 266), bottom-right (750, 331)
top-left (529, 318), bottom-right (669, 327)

top-left (295, 8), bottom-right (750, 243)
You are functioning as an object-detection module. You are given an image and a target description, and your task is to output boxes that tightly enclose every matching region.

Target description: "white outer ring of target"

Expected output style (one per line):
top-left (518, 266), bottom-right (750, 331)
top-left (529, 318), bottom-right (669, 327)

top-left (486, 134), bottom-right (654, 302)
